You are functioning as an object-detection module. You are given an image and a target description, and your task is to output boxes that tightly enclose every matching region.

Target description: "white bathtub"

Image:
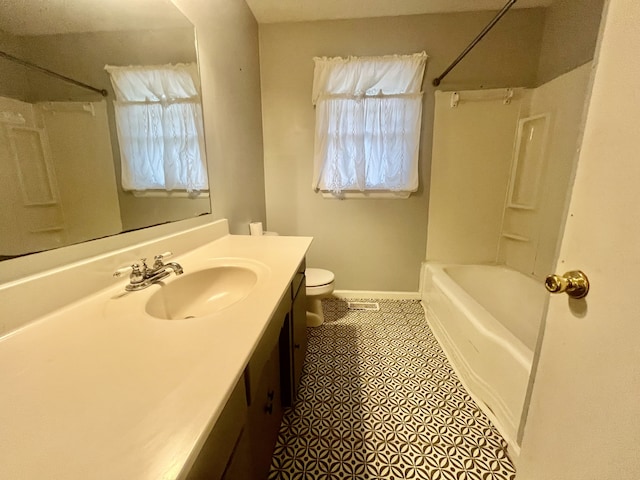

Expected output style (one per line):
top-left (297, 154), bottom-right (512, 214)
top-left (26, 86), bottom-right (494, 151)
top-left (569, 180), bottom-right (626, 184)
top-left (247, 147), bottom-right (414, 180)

top-left (420, 263), bottom-right (548, 458)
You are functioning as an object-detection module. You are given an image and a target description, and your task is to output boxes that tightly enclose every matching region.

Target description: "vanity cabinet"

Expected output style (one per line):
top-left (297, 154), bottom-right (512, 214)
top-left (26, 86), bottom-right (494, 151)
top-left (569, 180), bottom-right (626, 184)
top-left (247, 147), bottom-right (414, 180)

top-left (291, 261), bottom-right (307, 404)
top-left (246, 341), bottom-right (284, 479)
top-left (281, 258), bottom-right (308, 406)
top-left (189, 258), bottom-right (308, 480)
top-left (244, 293), bottom-right (290, 480)
top-left (186, 378), bottom-right (248, 480)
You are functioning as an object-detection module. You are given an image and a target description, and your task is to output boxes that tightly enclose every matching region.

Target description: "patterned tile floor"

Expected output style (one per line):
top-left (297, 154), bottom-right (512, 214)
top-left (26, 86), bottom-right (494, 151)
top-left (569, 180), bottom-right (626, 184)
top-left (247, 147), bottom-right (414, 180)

top-left (269, 299), bottom-right (516, 480)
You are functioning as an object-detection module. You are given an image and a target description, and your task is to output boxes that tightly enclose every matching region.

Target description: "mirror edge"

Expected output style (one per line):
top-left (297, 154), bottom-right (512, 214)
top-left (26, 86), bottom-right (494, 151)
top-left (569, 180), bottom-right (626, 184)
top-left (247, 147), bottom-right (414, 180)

top-left (0, 214), bottom-right (214, 285)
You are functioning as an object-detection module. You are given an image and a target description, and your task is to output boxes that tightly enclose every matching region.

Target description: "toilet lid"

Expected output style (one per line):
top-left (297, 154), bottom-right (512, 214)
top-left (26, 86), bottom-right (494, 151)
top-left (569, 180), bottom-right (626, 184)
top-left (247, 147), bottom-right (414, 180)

top-left (306, 268), bottom-right (334, 287)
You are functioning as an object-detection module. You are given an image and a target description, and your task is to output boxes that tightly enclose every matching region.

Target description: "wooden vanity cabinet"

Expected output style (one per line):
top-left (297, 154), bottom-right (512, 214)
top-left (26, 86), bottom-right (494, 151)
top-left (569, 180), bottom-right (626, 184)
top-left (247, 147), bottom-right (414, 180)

top-left (221, 427), bottom-right (252, 480)
top-left (186, 378), bottom-right (248, 480)
top-left (291, 262), bottom-right (308, 403)
top-left (244, 293), bottom-right (291, 480)
top-left (246, 341), bottom-right (284, 479)
top-left (281, 259), bottom-right (307, 406)
top-left (188, 257), bottom-right (309, 480)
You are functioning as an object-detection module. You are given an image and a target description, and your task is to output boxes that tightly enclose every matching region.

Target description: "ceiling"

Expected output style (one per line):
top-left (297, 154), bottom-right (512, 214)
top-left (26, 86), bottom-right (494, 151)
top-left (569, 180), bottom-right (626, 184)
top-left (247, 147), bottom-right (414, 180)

top-left (0, 0), bottom-right (555, 36)
top-left (245, 0), bottom-right (553, 24)
top-left (0, 0), bottom-right (191, 36)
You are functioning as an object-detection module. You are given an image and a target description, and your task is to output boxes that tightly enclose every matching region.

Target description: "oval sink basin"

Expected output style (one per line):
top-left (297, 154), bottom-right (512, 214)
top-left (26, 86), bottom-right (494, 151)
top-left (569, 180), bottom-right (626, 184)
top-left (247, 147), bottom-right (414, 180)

top-left (145, 266), bottom-right (259, 320)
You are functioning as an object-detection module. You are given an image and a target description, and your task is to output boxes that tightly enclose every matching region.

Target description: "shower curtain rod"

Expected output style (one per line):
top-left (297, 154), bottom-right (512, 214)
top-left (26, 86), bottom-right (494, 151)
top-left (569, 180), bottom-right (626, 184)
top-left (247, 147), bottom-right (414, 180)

top-left (0, 50), bottom-right (108, 97)
top-left (432, 0), bottom-right (518, 86)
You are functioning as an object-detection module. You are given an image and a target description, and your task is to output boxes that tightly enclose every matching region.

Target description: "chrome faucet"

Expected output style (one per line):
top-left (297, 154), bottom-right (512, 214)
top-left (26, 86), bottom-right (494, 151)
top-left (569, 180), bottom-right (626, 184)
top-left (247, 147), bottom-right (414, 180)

top-left (113, 251), bottom-right (184, 291)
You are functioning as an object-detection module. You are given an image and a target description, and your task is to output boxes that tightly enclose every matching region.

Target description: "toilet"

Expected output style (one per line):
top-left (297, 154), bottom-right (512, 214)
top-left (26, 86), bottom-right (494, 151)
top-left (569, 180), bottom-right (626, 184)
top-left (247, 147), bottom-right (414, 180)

top-left (305, 268), bottom-right (335, 327)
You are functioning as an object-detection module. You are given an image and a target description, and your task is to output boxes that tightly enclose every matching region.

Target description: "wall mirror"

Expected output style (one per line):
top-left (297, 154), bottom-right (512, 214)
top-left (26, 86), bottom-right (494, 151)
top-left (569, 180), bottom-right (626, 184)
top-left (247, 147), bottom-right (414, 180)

top-left (0, 0), bottom-right (211, 261)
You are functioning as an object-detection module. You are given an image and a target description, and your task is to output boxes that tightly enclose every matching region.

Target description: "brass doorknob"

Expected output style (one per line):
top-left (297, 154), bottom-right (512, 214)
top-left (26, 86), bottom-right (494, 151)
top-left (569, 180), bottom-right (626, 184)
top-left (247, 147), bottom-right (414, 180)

top-left (545, 270), bottom-right (589, 299)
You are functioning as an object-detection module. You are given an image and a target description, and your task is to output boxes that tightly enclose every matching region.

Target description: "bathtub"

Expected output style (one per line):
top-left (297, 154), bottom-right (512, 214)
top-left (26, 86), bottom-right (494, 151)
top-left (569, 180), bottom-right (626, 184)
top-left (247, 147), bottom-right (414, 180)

top-left (420, 263), bottom-right (548, 459)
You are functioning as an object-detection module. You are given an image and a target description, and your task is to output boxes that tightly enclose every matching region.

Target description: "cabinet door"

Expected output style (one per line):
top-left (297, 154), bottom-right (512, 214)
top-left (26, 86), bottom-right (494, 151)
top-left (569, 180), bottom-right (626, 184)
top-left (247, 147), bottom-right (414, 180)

top-left (186, 379), bottom-right (247, 480)
top-left (279, 313), bottom-right (293, 407)
top-left (221, 427), bottom-right (252, 480)
top-left (291, 276), bottom-right (307, 400)
top-left (245, 296), bottom-right (290, 406)
top-left (247, 341), bottom-right (283, 480)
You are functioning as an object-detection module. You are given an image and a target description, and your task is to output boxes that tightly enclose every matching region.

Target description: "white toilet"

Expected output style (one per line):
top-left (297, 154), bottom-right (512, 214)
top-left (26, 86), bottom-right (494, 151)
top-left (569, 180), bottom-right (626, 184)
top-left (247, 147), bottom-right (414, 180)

top-left (305, 268), bottom-right (335, 327)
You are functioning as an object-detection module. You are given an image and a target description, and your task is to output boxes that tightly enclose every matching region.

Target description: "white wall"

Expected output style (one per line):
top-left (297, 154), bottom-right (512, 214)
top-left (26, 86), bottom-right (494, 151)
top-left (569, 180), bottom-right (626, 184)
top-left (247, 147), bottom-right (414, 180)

top-left (426, 89), bottom-right (524, 265)
top-left (427, 63), bottom-right (593, 273)
top-left (260, 10), bottom-right (545, 291)
top-left (0, 98), bottom-right (122, 255)
top-left (499, 63), bottom-right (593, 279)
top-left (425, 0), bottom-right (604, 274)
top-left (40, 101), bottom-right (123, 246)
top-left (0, 96), bottom-right (66, 256)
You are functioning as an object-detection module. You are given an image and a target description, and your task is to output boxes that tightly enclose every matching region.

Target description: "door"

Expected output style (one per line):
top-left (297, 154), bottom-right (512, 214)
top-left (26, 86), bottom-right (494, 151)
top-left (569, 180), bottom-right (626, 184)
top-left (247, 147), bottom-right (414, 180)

top-left (517, 1), bottom-right (640, 478)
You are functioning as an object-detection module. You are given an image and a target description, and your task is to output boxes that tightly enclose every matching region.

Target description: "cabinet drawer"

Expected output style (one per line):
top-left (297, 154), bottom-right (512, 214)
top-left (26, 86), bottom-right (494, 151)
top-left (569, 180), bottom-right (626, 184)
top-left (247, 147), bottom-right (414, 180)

top-left (290, 258), bottom-right (306, 300)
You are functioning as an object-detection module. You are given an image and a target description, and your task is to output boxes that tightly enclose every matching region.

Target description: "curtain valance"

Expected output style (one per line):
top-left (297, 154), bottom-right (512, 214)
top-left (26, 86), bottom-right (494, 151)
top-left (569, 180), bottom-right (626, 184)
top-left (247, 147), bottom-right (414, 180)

top-left (104, 63), bottom-right (200, 102)
top-left (312, 52), bottom-right (427, 105)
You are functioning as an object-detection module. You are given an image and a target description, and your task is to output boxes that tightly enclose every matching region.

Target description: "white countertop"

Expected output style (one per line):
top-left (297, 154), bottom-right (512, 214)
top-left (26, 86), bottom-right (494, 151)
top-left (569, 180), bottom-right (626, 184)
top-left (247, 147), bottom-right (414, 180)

top-left (0, 233), bottom-right (312, 480)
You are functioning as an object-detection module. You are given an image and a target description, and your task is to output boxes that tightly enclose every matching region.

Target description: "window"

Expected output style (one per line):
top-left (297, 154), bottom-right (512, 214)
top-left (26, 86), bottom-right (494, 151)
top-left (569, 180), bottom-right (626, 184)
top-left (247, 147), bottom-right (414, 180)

top-left (311, 52), bottom-right (427, 198)
top-left (105, 63), bottom-right (208, 194)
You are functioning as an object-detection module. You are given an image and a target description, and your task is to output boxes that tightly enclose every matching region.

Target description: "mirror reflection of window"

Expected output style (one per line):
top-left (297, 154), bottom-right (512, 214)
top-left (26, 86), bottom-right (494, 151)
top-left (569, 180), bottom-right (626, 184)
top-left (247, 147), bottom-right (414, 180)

top-left (105, 63), bottom-right (208, 195)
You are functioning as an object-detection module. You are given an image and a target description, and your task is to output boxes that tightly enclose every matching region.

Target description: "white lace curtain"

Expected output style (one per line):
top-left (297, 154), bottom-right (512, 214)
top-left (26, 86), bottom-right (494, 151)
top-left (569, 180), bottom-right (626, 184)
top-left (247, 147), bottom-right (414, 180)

top-left (312, 52), bottom-right (427, 195)
top-left (105, 63), bottom-right (208, 192)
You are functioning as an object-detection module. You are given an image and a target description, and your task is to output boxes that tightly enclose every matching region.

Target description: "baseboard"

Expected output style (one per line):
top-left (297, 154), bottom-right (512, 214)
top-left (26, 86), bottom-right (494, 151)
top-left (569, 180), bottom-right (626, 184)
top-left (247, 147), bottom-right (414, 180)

top-left (332, 290), bottom-right (421, 300)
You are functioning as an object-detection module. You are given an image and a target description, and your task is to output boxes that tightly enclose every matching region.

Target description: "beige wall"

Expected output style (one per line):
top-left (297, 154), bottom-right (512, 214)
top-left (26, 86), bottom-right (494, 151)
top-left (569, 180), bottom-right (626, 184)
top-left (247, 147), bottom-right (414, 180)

top-left (260, 10), bottom-right (545, 291)
top-left (0, 32), bottom-right (29, 101)
top-left (536, 0), bottom-right (605, 85)
top-left (174, 0), bottom-right (266, 235)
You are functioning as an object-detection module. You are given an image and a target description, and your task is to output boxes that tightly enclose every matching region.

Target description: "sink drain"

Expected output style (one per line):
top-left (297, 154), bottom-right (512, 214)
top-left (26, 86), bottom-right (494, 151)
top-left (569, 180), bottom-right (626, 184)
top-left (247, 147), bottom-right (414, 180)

top-left (184, 315), bottom-right (196, 319)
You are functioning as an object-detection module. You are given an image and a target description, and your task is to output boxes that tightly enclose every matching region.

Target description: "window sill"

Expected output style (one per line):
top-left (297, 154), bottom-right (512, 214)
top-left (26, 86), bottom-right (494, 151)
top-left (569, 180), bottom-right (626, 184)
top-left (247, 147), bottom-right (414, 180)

top-left (129, 190), bottom-right (210, 199)
top-left (319, 190), bottom-right (412, 199)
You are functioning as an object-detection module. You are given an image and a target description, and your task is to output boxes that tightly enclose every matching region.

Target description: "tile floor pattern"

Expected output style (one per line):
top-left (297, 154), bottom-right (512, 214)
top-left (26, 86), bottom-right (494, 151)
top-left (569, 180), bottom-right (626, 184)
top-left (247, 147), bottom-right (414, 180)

top-left (269, 299), bottom-right (516, 480)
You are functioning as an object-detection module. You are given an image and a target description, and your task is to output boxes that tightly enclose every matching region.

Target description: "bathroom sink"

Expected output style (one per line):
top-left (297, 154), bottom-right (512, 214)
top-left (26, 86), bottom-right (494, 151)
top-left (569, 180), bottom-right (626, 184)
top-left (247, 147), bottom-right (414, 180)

top-left (145, 265), bottom-right (261, 320)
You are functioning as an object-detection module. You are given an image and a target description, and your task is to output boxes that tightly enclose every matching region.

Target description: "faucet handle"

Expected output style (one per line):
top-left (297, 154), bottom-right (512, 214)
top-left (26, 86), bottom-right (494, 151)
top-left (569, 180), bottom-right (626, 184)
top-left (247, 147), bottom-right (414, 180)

top-left (153, 251), bottom-right (173, 267)
top-left (114, 264), bottom-right (134, 277)
top-left (113, 263), bottom-right (144, 283)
